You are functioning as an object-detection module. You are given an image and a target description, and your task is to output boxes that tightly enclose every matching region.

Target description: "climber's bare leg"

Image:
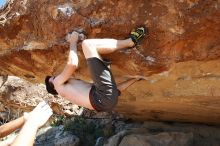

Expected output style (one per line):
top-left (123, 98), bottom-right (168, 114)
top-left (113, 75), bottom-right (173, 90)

top-left (117, 78), bottom-right (139, 92)
top-left (81, 38), bottom-right (139, 92)
top-left (82, 38), bottom-right (134, 59)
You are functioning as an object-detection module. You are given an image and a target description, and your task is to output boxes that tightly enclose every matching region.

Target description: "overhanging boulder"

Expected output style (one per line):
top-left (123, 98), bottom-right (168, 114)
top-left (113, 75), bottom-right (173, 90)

top-left (0, 0), bottom-right (220, 124)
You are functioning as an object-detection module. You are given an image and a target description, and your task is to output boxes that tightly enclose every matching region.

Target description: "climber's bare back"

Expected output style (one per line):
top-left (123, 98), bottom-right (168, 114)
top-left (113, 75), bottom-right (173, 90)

top-left (54, 78), bottom-right (94, 110)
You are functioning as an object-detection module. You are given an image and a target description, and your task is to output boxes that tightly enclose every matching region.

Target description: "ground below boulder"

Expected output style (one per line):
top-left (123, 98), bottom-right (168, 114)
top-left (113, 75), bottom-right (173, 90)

top-left (35, 119), bottom-right (220, 146)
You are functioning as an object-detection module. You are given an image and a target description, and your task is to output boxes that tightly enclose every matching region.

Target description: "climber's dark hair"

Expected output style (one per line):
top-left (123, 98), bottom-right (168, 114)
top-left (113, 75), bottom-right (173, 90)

top-left (45, 76), bottom-right (58, 95)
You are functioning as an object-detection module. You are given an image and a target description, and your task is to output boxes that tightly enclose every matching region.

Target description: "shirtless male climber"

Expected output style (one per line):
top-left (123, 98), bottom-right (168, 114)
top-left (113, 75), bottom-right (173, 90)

top-left (45, 27), bottom-right (147, 112)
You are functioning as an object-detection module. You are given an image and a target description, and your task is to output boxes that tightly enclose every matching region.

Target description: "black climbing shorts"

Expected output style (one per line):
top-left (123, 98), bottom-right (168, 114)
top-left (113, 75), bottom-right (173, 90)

top-left (87, 57), bottom-right (121, 112)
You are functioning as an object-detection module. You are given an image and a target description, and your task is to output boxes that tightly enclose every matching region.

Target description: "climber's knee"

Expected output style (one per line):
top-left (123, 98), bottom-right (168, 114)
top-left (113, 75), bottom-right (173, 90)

top-left (82, 39), bottom-right (100, 59)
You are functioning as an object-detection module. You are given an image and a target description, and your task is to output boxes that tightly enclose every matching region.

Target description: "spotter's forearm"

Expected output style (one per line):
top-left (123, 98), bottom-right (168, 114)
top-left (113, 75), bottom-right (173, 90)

top-left (0, 116), bottom-right (25, 138)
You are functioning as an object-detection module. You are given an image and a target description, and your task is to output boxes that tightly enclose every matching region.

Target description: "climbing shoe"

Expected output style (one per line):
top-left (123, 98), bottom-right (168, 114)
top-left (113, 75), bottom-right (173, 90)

top-left (130, 26), bottom-right (148, 47)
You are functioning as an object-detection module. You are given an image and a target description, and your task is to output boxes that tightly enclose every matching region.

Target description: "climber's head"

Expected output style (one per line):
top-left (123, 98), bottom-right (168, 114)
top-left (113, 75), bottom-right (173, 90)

top-left (45, 76), bottom-right (58, 95)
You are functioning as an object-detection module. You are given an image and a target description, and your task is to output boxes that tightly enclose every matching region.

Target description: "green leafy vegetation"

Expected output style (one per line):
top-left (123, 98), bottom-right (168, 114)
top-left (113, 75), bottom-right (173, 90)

top-left (64, 116), bottom-right (114, 146)
top-left (51, 115), bottom-right (66, 126)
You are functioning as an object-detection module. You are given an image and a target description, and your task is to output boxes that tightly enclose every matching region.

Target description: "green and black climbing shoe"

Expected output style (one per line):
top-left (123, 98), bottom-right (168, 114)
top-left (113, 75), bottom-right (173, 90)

top-left (130, 26), bottom-right (148, 47)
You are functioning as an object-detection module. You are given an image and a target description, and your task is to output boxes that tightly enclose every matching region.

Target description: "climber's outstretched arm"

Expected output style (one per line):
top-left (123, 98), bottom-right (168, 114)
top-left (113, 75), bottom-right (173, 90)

top-left (117, 78), bottom-right (139, 92)
top-left (53, 32), bottom-right (79, 87)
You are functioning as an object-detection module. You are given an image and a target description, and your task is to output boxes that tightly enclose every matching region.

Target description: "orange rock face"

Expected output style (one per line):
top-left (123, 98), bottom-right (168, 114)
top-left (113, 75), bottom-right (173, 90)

top-left (0, 0), bottom-right (220, 124)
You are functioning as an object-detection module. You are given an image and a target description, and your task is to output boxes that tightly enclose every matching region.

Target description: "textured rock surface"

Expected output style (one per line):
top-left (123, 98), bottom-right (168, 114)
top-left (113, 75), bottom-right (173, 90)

top-left (112, 132), bottom-right (193, 146)
top-left (104, 121), bottom-right (220, 146)
top-left (0, 0), bottom-right (220, 124)
top-left (35, 126), bottom-right (80, 146)
top-left (34, 121), bottom-right (220, 146)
